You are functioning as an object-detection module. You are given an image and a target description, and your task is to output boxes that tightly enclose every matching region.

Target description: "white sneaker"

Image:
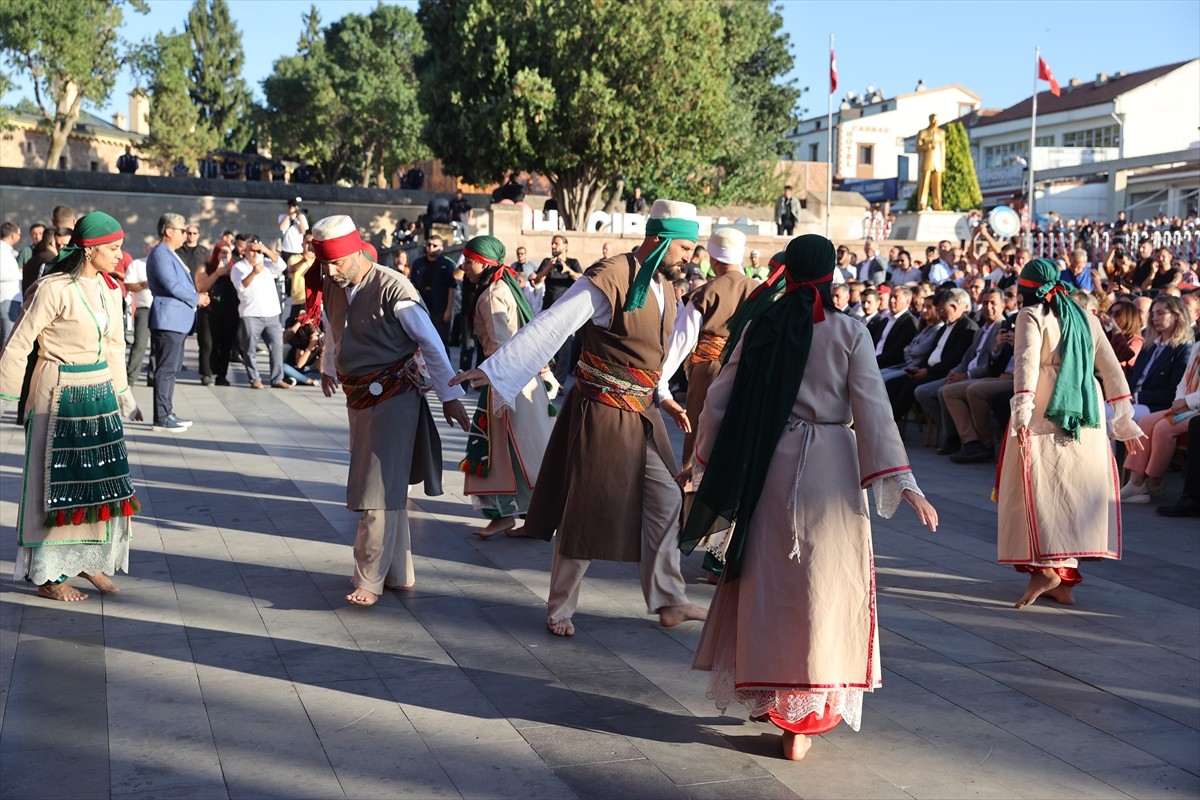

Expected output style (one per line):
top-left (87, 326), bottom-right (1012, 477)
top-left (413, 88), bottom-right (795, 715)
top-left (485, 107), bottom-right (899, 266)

top-left (1120, 481), bottom-right (1146, 499)
top-left (1123, 492), bottom-right (1151, 504)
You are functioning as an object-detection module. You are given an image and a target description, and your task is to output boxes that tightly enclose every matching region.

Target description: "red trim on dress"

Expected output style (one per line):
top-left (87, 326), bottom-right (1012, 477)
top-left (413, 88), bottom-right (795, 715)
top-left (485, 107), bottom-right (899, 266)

top-left (860, 465), bottom-right (910, 486)
top-left (1106, 394), bottom-right (1132, 403)
top-left (1014, 390), bottom-right (1035, 395)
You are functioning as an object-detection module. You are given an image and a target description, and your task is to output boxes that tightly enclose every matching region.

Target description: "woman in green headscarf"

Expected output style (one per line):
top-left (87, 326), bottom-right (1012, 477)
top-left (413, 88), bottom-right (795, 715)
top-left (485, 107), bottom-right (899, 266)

top-left (457, 236), bottom-right (556, 539)
top-left (996, 258), bottom-right (1144, 609)
top-left (681, 234), bottom-right (938, 761)
top-left (0, 211), bottom-right (141, 601)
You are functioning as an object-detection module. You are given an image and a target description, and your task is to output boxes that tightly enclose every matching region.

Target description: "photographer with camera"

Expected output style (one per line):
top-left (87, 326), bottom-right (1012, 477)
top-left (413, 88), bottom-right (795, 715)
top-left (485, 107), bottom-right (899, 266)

top-left (282, 315), bottom-right (323, 386)
top-left (231, 236), bottom-right (289, 390)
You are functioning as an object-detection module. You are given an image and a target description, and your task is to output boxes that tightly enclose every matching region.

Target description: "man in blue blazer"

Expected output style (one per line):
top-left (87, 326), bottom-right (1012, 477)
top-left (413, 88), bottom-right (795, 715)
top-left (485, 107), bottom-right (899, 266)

top-left (147, 213), bottom-right (200, 432)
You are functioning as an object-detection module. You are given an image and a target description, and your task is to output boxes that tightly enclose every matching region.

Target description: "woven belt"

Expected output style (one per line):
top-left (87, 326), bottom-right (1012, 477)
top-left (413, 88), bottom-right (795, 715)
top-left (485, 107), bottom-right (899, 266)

top-left (689, 332), bottom-right (728, 364)
top-left (573, 351), bottom-right (660, 412)
top-left (339, 353), bottom-right (430, 410)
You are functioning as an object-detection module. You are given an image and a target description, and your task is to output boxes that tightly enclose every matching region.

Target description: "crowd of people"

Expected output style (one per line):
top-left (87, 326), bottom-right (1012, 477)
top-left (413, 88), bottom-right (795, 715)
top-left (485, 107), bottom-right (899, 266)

top-left (1, 194), bottom-right (1196, 765)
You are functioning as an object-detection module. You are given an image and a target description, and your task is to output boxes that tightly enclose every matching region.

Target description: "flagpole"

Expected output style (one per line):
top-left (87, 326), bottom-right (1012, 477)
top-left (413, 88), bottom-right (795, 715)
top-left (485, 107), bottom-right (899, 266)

top-left (826, 33), bottom-right (833, 240)
top-left (1027, 45), bottom-right (1039, 251)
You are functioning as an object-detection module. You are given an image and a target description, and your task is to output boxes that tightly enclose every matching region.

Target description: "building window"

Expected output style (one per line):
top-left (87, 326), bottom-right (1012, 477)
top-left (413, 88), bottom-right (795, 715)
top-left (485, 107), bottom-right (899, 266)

top-left (1035, 134), bottom-right (1054, 147)
top-left (1062, 124), bottom-right (1120, 148)
top-left (858, 144), bottom-right (874, 166)
top-left (58, 156), bottom-right (67, 169)
top-left (958, 103), bottom-right (974, 118)
top-left (809, 143), bottom-right (819, 161)
top-left (983, 140), bottom-right (1029, 169)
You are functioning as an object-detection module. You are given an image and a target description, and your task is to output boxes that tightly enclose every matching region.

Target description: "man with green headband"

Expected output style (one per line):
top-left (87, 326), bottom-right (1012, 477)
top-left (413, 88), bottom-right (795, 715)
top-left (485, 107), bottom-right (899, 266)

top-left (452, 199), bottom-right (708, 637)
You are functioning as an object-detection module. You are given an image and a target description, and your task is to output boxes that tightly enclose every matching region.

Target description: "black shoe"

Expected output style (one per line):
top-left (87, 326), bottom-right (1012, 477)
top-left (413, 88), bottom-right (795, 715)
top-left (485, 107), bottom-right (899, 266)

top-left (165, 413), bottom-right (193, 429)
top-left (936, 436), bottom-right (961, 455)
top-left (950, 441), bottom-right (994, 463)
top-left (1157, 496), bottom-right (1200, 518)
top-left (215, 376), bottom-right (231, 386)
top-left (153, 417), bottom-right (190, 433)
top-left (200, 376), bottom-right (213, 386)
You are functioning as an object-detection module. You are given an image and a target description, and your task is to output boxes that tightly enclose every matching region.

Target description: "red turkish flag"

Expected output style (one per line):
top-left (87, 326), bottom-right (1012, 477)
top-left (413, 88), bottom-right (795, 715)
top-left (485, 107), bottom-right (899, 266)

top-left (830, 48), bottom-right (838, 94)
top-left (1038, 56), bottom-right (1061, 97)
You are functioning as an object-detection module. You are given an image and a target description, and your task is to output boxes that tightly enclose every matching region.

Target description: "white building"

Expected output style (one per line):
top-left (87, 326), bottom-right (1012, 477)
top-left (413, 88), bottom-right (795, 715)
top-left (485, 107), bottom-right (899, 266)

top-left (785, 82), bottom-right (980, 201)
top-left (966, 59), bottom-right (1199, 220)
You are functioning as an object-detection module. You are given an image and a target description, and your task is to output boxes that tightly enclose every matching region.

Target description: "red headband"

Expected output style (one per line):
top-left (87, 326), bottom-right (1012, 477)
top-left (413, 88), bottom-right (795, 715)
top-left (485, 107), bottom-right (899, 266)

top-left (746, 258), bottom-right (788, 302)
top-left (784, 271), bottom-right (834, 322)
top-left (312, 229), bottom-right (364, 262)
top-left (76, 230), bottom-right (124, 247)
top-left (490, 265), bottom-right (518, 284)
top-left (1018, 275), bottom-right (1066, 301)
top-left (463, 248), bottom-right (500, 268)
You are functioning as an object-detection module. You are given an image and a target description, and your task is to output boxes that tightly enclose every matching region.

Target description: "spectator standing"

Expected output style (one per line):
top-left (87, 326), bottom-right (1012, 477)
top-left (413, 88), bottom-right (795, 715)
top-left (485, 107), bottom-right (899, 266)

top-left (409, 235), bottom-right (458, 347)
top-left (116, 145), bottom-right (139, 174)
top-left (292, 160), bottom-right (313, 184)
top-left (123, 248), bottom-right (154, 387)
top-left (16, 222), bottom-right (45, 269)
top-left (1, 222), bottom-right (21, 342)
top-left (146, 213), bottom-right (200, 432)
top-left (774, 185), bottom-right (802, 236)
top-left (626, 186), bottom-right (647, 215)
top-left (231, 238), bottom-right (289, 390)
top-left (195, 237), bottom-right (242, 385)
top-left (744, 249), bottom-right (768, 281)
top-left (244, 155), bottom-right (263, 182)
top-left (270, 158), bottom-right (287, 182)
top-left (175, 224), bottom-right (207, 273)
top-left (535, 235), bottom-right (584, 383)
top-left (449, 189), bottom-right (472, 226)
top-left (222, 158), bottom-right (242, 180)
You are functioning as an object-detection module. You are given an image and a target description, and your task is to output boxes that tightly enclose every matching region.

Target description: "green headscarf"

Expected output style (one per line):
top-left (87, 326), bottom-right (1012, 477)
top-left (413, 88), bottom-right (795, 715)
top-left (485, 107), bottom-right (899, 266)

top-left (1017, 258), bottom-right (1098, 439)
top-left (721, 250), bottom-right (787, 364)
top-left (681, 235), bottom-right (835, 580)
top-left (624, 217), bottom-right (700, 312)
top-left (48, 211), bottom-right (124, 273)
top-left (463, 235), bottom-right (533, 324)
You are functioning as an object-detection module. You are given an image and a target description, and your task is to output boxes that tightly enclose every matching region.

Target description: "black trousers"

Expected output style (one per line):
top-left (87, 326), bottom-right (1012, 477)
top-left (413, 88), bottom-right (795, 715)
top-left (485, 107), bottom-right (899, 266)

top-left (151, 329), bottom-right (186, 423)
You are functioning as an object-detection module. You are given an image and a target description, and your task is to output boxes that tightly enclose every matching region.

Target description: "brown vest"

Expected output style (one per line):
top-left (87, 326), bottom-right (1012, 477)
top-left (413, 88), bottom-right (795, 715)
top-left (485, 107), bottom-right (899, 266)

top-left (691, 271), bottom-right (755, 337)
top-left (324, 266), bottom-right (424, 377)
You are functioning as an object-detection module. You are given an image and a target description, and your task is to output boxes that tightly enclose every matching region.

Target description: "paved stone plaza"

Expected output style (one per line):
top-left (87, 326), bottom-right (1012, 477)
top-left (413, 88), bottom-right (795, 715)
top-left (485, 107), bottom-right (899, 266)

top-left (1, 353), bottom-right (1197, 800)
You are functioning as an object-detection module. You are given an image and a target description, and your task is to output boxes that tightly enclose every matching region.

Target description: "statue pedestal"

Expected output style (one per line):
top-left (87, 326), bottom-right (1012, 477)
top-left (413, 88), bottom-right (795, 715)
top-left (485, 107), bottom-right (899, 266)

top-left (891, 210), bottom-right (967, 243)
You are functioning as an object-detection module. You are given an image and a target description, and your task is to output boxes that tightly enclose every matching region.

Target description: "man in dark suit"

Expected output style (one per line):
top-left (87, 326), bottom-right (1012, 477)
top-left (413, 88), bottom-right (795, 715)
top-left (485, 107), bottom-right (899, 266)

top-left (147, 213), bottom-right (201, 432)
top-left (887, 287), bottom-right (978, 421)
top-left (875, 286), bottom-right (919, 369)
top-left (861, 288), bottom-right (887, 344)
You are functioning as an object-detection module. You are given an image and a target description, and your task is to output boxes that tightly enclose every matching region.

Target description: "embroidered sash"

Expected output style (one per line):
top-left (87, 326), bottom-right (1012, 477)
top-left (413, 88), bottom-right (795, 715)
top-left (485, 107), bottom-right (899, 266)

top-left (689, 332), bottom-right (728, 364)
top-left (339, 353), bottom-right (431, 410)
top-left (573, 351), bottom-right (660, 412)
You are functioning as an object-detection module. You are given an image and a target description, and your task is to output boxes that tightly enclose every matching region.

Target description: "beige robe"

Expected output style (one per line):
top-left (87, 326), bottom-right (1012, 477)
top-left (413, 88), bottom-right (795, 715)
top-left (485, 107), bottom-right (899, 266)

top-left (0, 272), bottom-right (131, 547)
top-left (464, 279), bottom-right (553, 497)
top-left (996, 307), bottom-right (1131, 564)
top-left (692, 313), bottom-right (911, 693)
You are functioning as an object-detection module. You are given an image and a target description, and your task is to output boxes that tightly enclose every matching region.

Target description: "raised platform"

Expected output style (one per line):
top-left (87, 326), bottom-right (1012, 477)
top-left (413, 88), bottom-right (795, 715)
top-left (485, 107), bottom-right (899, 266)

top-left (890, 210), bottom-right (969, 243)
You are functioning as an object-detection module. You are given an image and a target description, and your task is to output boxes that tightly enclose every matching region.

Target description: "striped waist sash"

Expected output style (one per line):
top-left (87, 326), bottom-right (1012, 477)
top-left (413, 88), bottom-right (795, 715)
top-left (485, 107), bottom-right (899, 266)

top-left (339, 353), bottom-right (431, 410)
top-left (573, 351), bottom-right (660, 412)
top-left (689, 332), bottom-right (728, 364)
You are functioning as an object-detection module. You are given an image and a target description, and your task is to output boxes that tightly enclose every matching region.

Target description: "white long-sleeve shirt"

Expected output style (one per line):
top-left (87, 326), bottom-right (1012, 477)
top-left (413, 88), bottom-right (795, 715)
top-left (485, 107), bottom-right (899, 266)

top-left (656, 302), bottom-right (704, 398)
top-left (320, 279), bottom-right (464, 403)
top-left (479, 275), bottom-right (668, 407)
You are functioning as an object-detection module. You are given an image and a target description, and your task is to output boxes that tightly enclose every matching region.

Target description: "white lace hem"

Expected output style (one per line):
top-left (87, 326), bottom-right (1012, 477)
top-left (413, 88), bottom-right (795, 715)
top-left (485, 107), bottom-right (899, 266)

top-left (14, 517), bottom-right (132, 585)
top-left (707, 665), bottom-right (865, 732)
top-left (872, 471), bottom-right (922, 519)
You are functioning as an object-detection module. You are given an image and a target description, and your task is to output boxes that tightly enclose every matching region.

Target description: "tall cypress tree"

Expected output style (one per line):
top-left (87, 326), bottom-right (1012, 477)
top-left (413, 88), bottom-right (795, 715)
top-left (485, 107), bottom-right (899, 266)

top-left (941, 121), bottom-right (984, 211)
top-left (185, 0), bottom-right (251, 150)
top-left (140, 31), bottom-right (218, 171)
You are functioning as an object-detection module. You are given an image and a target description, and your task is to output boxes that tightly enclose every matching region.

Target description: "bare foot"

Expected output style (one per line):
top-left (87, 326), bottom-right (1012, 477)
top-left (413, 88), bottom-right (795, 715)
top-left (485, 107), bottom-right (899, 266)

top-left (659, 603), bottom-right (708, 627)
top-left (80, 571), bottom-right (119, 594)
top-left (505, 526), bottom-right (535, 538)
top-left (1044, 583), bottom-right (1076, 605)
top-left (346, 587), bottom-right (379, 606)
top-left (385, 583), bottom-right (415, 591)
top-left (473, 517), bottom-right (516, 539)
top-left (547, 618), bottom-right (575, 637)
top-left (781, 732), bottom-right (812, 761)
top-left (1014, 569), bottom-right (1061, 608)
top-left (37, 582), bottom-right (88, 602)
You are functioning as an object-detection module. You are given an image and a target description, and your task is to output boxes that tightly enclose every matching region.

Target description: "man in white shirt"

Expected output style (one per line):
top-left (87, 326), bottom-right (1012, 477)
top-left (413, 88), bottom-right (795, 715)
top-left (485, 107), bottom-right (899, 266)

top-left (123, 249), bottom-right (154, 386)
top-left (891, 250), bottom-right (922, 285)
top-left (0, 222), bottom-right (22, 342)
top-left (231, 237), bottom-right (289, 389)
top-left (925, 242), bottom-right (954, 284)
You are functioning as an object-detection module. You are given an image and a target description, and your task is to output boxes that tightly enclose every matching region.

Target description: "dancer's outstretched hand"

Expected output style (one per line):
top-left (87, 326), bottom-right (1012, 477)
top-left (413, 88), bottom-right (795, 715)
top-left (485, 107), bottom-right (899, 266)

top-left (443, 399), bottom-right (469, 431)
top-left (450, 368), bottom-right (489, 389)
top-left (661, 398), bottom-right (691, 433)
top-left (903, 489), bottom-right (938, 532)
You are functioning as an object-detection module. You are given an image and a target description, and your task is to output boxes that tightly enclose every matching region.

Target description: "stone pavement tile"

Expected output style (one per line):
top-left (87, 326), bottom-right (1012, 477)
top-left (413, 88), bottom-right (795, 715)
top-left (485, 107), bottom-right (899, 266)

top-left (199, 676), bottom-right (344, 800)
top-left (0, 743), bottom-right (110, 800)
top-left (553, 758), bottom-right (683, 800)
top-left (480, 603), bottom-right (632, 677)
top-left (381, 672), bottom-right (526, 751)
top-left (295, 678), bottom-right (416, 738)
top-left (684, 777), bottom-right (802, 799)
top-left (1, 636), bottom-right (107, 754)
top-left (320, 731), bottom-right (460, 799)
top-left (362, 643), bottom-right (459, 682)
top-left (174, 587), bottom-right (267, 639)
top-left (603, 711), bottom-right (774, 786)
top-left (465, 667), bottom-right (606, 731)
top-left (0, 597), bottom-right (21, 730)
top-left (1110, 723), bottom-right (1200, 775)
top-left (736, 733), bottom-right (913, 800)
top-left (188, 633), bottom-right (289, 683)
top-left (902, 777), bottom-right (1032, 799)
top-left (518, 723), bottom-right (645, 768)
top-left (12, 603), bottom-right (105, 641)
top-left (559, 667), bottom-right (692, 717)
top-left (270, 638), bottom-right (378, 684)
top-left (428, 738), bottom-right (576, 800)
top-left (104, 631), bottom-right (197, 684)
top-left (107, 675), bottom-right (225, 799)
top-left (818, 710), bottom-right (983, 788)
top-left (954, 688), bottom-right (1165, 771)
top-left (962, 739), bottom-right (1135, 800)
top-left (877, 599), bottom-right (1021, 665)
top-left (1090, 764), bottom-right (1200, 798)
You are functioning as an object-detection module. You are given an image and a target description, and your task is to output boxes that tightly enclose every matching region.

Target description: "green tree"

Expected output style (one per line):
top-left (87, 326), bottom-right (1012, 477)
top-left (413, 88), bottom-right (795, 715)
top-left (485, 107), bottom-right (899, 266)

top-left (0, 0), bottom-right (147, 169)
top-left (415, 0), bottom-right (799, 229)
top-left (137, 32), bottom-right (219, 172)
top-left (185, 0), bottom-right (252, 149)
top-left (263, 4), bottom-right (427, 185)
top-left (906, 121), bottom-right (983, 212)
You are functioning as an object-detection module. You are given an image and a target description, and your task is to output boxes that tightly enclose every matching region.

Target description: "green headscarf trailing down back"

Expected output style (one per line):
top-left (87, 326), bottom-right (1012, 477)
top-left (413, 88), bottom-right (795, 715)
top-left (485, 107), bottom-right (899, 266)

top-left (1017, 258), bottom-right (1098, 440)
top-left (680, 235), bottom-right (835, 581)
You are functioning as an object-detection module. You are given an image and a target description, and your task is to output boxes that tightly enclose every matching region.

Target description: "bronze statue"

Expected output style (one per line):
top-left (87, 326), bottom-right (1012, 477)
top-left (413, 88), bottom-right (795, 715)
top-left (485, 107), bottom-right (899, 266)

top-left (916, 114), bottom-right (946, 211)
